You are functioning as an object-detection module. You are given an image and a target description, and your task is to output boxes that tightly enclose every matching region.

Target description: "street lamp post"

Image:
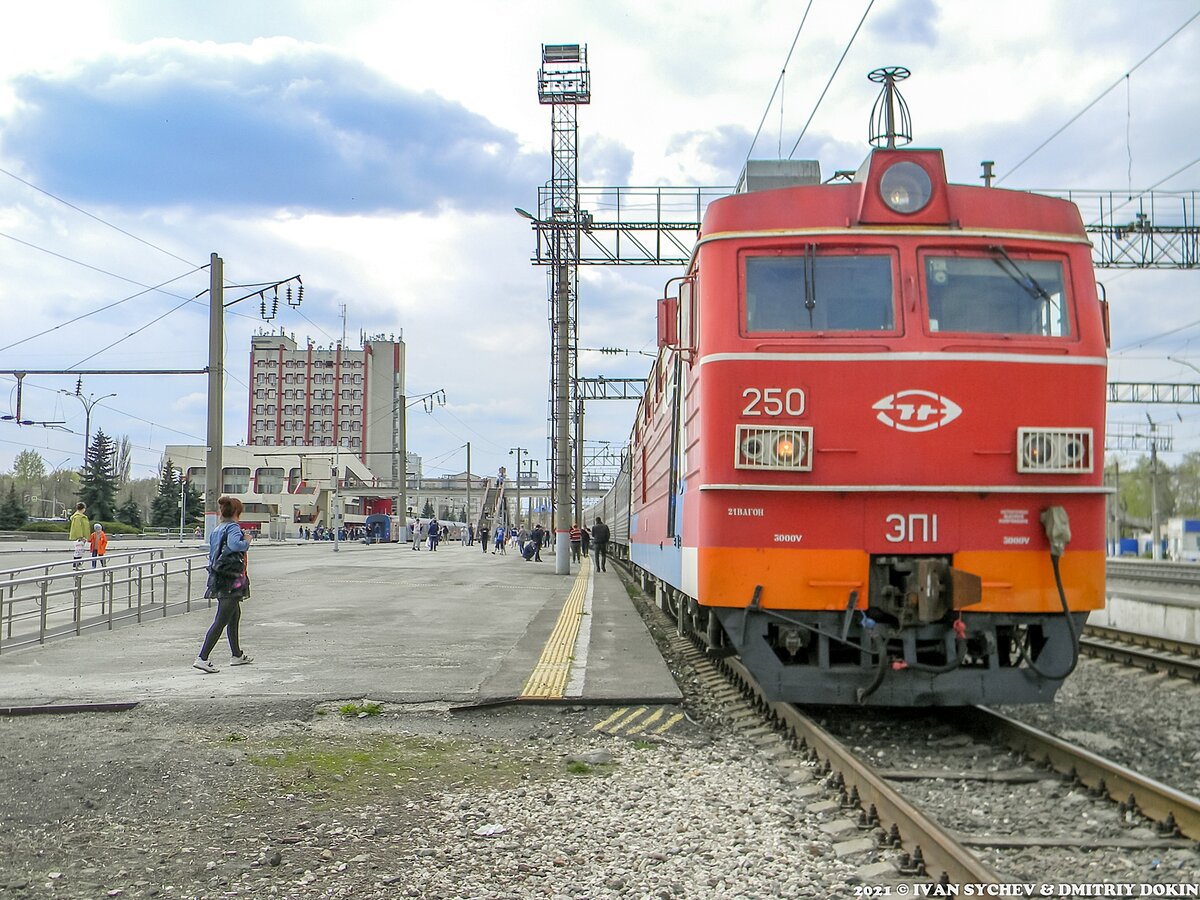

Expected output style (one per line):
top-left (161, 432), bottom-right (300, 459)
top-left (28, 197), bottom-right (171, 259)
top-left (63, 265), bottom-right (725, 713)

top-left (522, 459), bottom-right (539, 527)
top-left (509, 447), bottom-right (526, 531)
top-left (60, 390), bottom-right (117, 465)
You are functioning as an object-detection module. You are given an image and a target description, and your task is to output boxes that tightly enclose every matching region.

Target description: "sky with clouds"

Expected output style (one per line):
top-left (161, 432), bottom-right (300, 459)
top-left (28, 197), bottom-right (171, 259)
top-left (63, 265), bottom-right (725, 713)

top-left (1, 0), bottom-right (1198, 491)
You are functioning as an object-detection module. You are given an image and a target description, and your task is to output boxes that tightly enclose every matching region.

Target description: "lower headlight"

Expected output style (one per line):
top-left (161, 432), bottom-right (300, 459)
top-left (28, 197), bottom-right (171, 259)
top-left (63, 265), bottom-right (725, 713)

top-left (1017, 428), bottom-right (1093, 473)
top-left (737, 425), bottom-right (812, 471)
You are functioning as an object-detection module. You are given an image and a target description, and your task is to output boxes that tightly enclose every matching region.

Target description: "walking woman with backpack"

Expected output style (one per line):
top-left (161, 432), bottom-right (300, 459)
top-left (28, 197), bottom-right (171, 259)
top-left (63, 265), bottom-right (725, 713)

top-left (194, 495), bottom-right (254, 673)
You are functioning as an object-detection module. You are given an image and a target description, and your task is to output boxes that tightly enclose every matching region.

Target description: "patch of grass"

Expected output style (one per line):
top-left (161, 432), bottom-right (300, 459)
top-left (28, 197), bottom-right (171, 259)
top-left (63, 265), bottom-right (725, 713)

top-left (338, 700), bottom-right (383, 717)
top-left (245, 735), bottom-right (534, 800)
top-left (224, 732), bottom-right (246, 743)
top-left (631, 740), bottom-right (656, 751)
top-left (566, 760), bottom-right (593, 775)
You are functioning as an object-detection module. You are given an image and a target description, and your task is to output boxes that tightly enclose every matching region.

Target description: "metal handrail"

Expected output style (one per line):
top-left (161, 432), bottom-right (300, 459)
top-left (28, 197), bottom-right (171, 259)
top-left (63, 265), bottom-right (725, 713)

top-left (1, 547), bottom-right (173, 577)
top-left (0, 552), bottom-right (208, 654)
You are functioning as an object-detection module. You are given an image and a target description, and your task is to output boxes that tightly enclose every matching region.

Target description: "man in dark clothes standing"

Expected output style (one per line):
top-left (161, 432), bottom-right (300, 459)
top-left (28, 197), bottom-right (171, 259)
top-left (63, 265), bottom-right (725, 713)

top-left (591, 516), bottom-right (611, 572)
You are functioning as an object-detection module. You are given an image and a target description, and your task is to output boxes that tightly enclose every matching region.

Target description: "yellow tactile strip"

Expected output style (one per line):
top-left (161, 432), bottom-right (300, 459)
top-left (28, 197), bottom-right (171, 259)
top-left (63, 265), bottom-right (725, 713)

top-left (520, 558), bottom-right (591, 699)
top-left (591, 706), bottom-right (685, 736)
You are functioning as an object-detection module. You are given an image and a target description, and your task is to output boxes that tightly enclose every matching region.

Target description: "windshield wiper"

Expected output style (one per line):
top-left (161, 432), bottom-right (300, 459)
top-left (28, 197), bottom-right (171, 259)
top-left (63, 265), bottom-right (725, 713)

top-left (804, 243), bottom-right (817, 328)
top-left (988, 245), bottom-right (1052, 303)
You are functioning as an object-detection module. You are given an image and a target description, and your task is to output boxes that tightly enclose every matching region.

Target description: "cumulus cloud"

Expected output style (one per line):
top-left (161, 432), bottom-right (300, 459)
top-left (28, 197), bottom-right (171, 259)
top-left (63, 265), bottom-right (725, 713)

top-left (0, 38), bottom-right (543, 215)
top-left (869, 0), bottom-right (940, 48)
top-left (665, 124), bottom-right (755, 184)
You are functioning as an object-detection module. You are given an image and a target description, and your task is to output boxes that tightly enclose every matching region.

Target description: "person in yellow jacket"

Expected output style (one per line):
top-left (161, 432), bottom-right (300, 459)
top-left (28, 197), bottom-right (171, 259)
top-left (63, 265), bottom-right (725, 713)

top-left (68, 503), bottom-right (90, 570)
top-left (88, 523), bottom-right (109, 568)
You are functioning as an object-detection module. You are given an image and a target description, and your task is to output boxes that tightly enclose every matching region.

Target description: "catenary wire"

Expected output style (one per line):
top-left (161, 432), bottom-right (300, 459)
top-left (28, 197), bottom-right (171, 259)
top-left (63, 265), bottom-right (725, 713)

top-left (787, 0), bottom-right (876, 160)
top-left (0, 229), bottom-right (203, 300)
top-left (998, 7), bottom-right (1200, 184)
top-left (0, 266), bottom-right (205, 354)
top-left (743, 2), bottom-right (815, 166)
top-left (69, 296), bottom-right (196, 369)
top-left (0, 165), bottom-right (200, 267)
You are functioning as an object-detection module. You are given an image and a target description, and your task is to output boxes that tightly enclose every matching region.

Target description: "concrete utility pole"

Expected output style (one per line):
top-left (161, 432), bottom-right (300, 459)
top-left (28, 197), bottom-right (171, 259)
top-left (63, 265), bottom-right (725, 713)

top-left (1149, 416), bottom-right (1161, 561)
top-left (574, 396), bottom-right (584, 527)
top-left (553, 256), bottom-right (571, 573)
top-left (510, 447), bottom-right (526, 531)
top-left (205, 253), bottom-right (223, 539)
top-left (465, 442), bottom-right (471, 529)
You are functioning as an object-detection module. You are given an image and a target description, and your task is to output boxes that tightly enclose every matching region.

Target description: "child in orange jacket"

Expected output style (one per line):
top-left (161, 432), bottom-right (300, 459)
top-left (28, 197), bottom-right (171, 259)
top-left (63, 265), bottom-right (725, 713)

top-left (88, 524), bottom-right (108, 568)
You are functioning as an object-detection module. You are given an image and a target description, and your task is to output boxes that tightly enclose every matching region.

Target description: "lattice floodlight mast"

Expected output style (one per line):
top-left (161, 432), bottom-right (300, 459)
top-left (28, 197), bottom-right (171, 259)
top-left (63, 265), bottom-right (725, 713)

top-left (538, 43), bottom-right (590, 571)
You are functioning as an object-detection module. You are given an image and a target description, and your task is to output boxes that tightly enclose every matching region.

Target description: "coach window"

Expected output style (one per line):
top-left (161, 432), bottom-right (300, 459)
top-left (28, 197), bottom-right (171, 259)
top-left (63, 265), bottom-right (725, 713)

top-left (925, 253), bottom-right (1069, 337)
top-left (744, 251), bottom-right (895, 333)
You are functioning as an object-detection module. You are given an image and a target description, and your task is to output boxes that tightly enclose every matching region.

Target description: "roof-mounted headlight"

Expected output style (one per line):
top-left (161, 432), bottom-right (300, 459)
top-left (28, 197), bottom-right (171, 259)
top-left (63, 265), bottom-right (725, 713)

top-left (879, 161), bottom-right (932, 214)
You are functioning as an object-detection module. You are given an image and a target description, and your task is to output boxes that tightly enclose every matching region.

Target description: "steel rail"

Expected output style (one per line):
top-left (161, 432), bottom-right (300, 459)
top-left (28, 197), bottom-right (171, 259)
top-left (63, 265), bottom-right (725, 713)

top-left (1084, 624), bottom-right (1200, 658)
top-left (959, 706), bottom-right (1200, 842)
top-left (722, 656), bottom-right (1001, 885)
top-left (1107, 558), bottom-right (1200, 586)
top-left (1080, 628), bottom-right (1200, 681)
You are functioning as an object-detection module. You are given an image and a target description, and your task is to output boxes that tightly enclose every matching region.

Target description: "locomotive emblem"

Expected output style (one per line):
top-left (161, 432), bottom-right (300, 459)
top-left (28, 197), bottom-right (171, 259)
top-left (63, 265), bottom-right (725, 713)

top-left (873, 390), bottom-right (962, 432)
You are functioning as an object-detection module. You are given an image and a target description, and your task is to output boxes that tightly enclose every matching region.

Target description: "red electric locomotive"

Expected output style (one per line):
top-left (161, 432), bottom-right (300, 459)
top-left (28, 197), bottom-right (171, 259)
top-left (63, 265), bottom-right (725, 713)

top-left (607, 73), bottom-right (1108, 705)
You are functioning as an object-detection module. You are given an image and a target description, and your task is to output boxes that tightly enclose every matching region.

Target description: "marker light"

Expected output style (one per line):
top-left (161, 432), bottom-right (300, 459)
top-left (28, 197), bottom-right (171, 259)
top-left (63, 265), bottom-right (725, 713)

top-left (879, 161), bottom-right (932, 214)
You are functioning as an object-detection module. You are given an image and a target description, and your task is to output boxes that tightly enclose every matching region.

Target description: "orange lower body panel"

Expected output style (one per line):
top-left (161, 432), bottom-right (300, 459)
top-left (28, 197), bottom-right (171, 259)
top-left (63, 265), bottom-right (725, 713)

top-left (697, 547), bottom-right (1105, 614)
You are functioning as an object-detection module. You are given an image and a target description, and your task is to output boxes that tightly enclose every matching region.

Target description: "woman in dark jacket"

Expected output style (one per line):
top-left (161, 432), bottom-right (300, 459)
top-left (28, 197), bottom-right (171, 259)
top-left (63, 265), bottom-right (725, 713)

top-left (193, 496), bottom-right (254, 673)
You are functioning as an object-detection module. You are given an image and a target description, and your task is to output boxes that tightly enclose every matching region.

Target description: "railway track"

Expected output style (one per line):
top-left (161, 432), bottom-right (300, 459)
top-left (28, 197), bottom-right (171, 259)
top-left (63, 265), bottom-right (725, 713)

top-left (630, 565), bottom-right (1200, 886)
top-left (1081, 625), bottom-right (1200, 681)
top-left (1107, 558), bottom-right (1200, 587)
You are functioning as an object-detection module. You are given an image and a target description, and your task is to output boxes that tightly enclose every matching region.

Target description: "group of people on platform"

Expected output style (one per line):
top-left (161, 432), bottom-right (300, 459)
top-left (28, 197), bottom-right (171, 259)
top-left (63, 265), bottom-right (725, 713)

top-left (67, 502), bottom-right (109, 569)
top-left (465, 517), bottom-right (610, 571)
top-left (299, 524), bottom-right (364, 542)
top-left (409, 518), bottom-right (446, 551)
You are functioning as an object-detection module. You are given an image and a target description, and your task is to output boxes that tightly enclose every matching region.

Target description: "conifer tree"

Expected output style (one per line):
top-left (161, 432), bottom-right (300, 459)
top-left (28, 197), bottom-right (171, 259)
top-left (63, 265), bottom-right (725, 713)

top-left (150, 458), bottom-right (181, 528)
top-left (116, 495), bottom-right (143, 529)
top-left (77, 429), bottom-right (117, 523)
top-left (0, 483), bottom-right (28, 529)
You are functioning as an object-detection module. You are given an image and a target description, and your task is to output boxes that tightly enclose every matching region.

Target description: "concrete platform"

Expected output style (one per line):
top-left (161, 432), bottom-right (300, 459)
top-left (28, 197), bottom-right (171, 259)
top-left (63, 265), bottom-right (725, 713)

top-left (0, 541), bottom-right (681, 710)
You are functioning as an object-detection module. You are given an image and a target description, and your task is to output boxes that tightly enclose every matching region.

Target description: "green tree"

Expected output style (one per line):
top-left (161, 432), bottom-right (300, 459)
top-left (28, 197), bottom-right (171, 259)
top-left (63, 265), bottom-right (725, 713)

top-left (113, 436), bottom-right (133, 487)
top-left (1117, 453), bottom-right (1176, 527)
top-left (183, 477), bottom-right (203, 526)
top-left (12, 449), bottom-right (46, 487)
top-left (421, 500), bottom-right (435, 518)
top-left (150, 457), bottom-right (181, 528)
top-left (77, 429), bottom-right (118, 523)
top-left (0, 483), bottom-right (29, 529)
top-left (1169, 451), bottom-right (1200, 518)
top-left (116, 494), bottom-right (143, 529)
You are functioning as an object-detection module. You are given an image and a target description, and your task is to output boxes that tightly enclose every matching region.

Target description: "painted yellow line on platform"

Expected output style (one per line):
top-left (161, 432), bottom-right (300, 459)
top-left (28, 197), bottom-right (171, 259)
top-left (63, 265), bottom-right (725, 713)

top-left (520, 558), bottom-right (591, 699)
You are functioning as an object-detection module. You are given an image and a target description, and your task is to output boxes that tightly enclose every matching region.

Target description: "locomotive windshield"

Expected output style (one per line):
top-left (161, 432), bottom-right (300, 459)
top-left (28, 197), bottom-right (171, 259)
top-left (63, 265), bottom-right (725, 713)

top-left (744, 252), bottom-right (894, 333)
top-left (925, 253), bottom-right (1069, 337)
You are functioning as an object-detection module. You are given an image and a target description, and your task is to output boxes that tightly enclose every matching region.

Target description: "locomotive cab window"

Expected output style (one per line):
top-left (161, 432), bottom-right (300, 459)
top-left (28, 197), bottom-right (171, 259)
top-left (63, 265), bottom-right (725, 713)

top-left (743, 251), bottom-right (895, 334)
top-left (925, 253), bottom-right (1070, 337)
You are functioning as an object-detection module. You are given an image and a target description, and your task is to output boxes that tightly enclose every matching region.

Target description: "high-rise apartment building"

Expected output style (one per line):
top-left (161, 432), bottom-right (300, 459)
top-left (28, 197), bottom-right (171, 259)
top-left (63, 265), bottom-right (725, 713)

top-left (247, 330), bottom-right (405, 480)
